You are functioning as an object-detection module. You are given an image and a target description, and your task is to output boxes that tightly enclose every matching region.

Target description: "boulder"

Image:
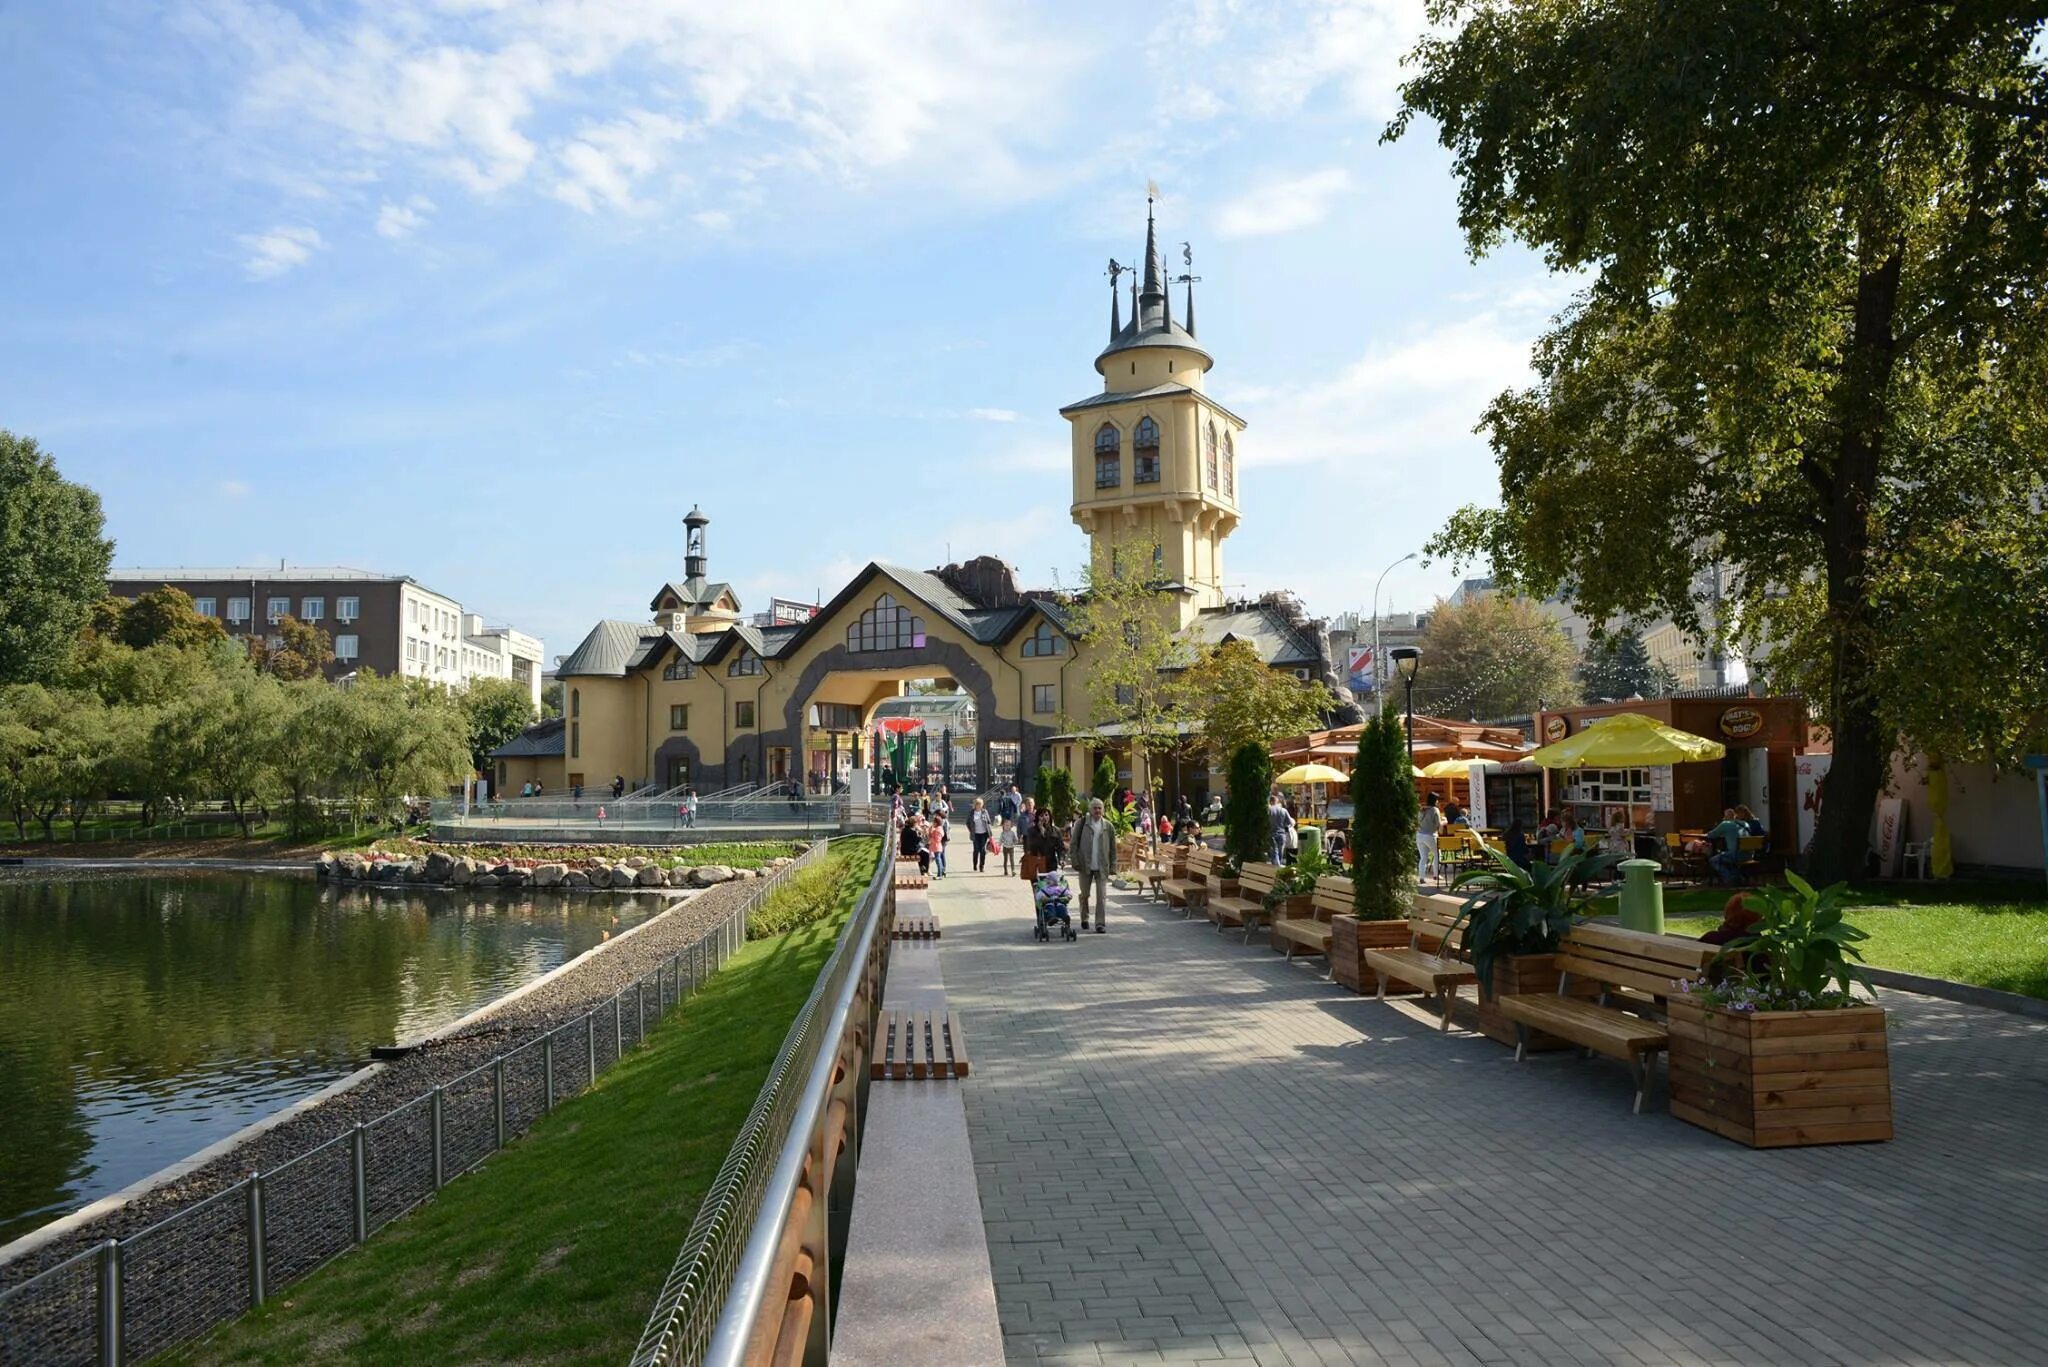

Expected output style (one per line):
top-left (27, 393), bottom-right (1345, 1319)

top-left (563, 870), bottom-right (591, 889)
top-left (499, 870), bottom-right (529, 889)
top-left (337, 854), bottom-right (366, 881)
top-left (449, 860), bottom-right (473, 887)
top-left (315, 852), bottom-right (336, 879)
top-left (405, 861), bottom-right (430, 883)
top-left (532, 862), bottom-right (567, 888)
top-left (424, 850), bottom-right (458, 884)
top-left (610, 864), bottom-right (636, 888)
top-left (688, 864), bottom-right (735, 887)
top-left (635, 865), bottom-right (667, 887)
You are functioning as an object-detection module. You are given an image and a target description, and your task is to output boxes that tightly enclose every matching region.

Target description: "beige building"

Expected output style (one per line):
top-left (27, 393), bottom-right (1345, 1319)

top-left (517, 203), bottom-right (1344, 799)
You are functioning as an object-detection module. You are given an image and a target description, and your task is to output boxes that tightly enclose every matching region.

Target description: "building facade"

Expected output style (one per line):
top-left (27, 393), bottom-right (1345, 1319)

top-left (536, 203), bottom-right (1345, 798)
top-left (106, 567), bottom-right (544, 702)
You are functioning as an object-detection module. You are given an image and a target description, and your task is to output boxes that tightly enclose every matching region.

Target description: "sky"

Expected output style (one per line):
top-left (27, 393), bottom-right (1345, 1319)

top-left (0, 0), bottom-right (1572, 663)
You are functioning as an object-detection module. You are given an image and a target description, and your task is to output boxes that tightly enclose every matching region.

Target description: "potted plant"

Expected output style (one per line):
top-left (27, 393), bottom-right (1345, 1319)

top-left (1260, 850), bottom-right (1329, 924)
top-left (1449, 845), bottom-right (1620, 1047)
top-left (1333, 702), bottom-right (1420, 993)
top-left (1667, 875), bottom-right (1892, 1147)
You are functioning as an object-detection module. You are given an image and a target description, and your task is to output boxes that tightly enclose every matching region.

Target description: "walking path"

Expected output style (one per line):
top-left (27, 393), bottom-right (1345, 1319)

top-left (926, 865), bottom-right (2048, 1367)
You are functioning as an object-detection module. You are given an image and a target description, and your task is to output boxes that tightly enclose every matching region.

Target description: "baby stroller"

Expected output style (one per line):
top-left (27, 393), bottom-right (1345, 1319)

top-left (1032, 872), bottom-right (1076, 941)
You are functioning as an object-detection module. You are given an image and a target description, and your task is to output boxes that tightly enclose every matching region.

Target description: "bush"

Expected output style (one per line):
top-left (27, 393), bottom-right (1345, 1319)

top-left (747, 840), bottom-right (879, 939)
top-left (1223, 742), bottom-right (1271, 869)
top-left (1049, 767), bottom-right (1078, 824)
top-left (1093, 754), bottom-right (1118, 801)
top-left (1034, 765), bottom-right (1055, 813)
top-left (1352, 701), bottom-right (1418, 920)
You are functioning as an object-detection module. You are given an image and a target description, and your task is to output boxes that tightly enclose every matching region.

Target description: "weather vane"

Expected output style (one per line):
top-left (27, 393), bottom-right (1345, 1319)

top-left (1175, 242), bottom-right (1200, 286)
top-left (1106, 258), bottom-right (1129, 289)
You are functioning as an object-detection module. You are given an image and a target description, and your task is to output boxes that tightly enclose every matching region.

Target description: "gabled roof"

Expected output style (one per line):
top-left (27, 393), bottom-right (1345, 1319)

top-left (649, 577), bottom-right (739, 613)
top-left (489, 717), bottom-right (565, 759)
top-left (556, 619), bottom-right (660, 677)
top-left (1058, 382), bottom-right (1246, 426)
top-left (1187, 604), bottom-right (1321, 668)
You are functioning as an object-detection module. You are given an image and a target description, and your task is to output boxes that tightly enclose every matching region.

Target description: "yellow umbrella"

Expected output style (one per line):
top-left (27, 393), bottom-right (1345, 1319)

top-left (1411, 766), bottom-right (1427, 779)
top-left (1420, 757), bottom-right (1496, 779)
top-left (1275, 762), bottom-right (1348, 785)
top-left (1525, 711), bottom-right (1727, 769)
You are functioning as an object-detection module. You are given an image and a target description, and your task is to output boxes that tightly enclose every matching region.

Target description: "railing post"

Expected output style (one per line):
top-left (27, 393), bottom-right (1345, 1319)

top-left (544, 1031), bottom-right (556, 1112)
top-left (431, 1086), bottom-right (445, 1189)
top-left (96, 1239), bottom-right (122, 1367)
top-left (246, 1174), bottom-right (267, 1307)
top-left (350, 1123), bottom-right (368, 1244)
top-left (614, 992), bottom-right (624, 1059)
top-left (586, 1009), bottom-right (597, 1081)
top-left (637, 979), bottom-right (646, 1039)
top-left (493, 1059), bottom-right (506, 1150)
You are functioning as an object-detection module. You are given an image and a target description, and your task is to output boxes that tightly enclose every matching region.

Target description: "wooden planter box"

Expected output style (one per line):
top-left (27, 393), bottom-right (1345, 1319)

top-left (1667, 999), bottom-right (1893, 1147)
top-left (1475, 953), bottom-right (1596, 1050)
top-left (1330, 916), bottom-right (1416, 994)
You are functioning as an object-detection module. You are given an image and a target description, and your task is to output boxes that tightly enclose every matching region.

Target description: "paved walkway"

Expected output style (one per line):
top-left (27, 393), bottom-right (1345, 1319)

top-left (927, 866), bottom-right (2048, 1367)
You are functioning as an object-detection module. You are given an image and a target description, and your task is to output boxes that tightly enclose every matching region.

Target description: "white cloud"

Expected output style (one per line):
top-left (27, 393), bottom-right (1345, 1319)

top-left (691, 209), bottom-right (733, 232)
top-left (375, 196), bottom-right (434, 238)
top-left (551, 111), bottom-right (686, 213)
top-left (1241, 0), bottom-right (1430, 121)
top-left (219, 479), bottom-right (252, 498)
top-left (237, 225), bottom-right (324, 279)
top-left (1215, 168), bottom-right (1352, 239)
top-left (617, 341), bottom-right (755, 369)
top-left (967, 407), bottom-right (1022, 423)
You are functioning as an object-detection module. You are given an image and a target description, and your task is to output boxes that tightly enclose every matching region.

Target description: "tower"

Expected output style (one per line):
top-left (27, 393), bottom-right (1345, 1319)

top-left (684, 505), bottom-right (709, 581)
top-left (1060, 196), bottom-right (1243, 626)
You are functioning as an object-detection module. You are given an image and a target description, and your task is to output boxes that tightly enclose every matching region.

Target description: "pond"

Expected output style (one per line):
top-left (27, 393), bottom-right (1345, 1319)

top-left (0, 870), bottom-right (659, 1243)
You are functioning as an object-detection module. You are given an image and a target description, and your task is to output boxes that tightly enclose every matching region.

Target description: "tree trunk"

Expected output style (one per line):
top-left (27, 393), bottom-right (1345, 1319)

top-left (1808, 246), bottom-right (1901, 887)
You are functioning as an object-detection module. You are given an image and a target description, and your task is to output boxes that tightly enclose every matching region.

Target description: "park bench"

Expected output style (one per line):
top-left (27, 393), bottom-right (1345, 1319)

top-left (1362, 897), bottom-right (1475, 1030)
top-left (1121, 835), bottom-right (1169, 901)
top-left (1209, 861), bottom-right (1280, 940)
top-left (1270, 874), bottom-right (1352, 962)
top-left (1493, 923), bottom-right (1718, 1112)
top-left (1162, 845), bottom-right (1216, 918)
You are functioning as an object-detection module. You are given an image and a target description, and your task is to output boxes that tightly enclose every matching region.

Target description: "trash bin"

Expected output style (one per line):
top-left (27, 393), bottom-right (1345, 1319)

top-left (1617, 858), bottom-right (1664, 934)
top-left (1299, 825), bottom-right (1324, 863)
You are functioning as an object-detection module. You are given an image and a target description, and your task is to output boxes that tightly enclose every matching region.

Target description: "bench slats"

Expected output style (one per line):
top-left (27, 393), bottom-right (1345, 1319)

top-left (1497, 995), bottom-right (1669, 1054)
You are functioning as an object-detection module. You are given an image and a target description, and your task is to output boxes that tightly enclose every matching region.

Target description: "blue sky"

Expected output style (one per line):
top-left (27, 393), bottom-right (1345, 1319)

top-left (0, 1), bottom-right (1568, 661)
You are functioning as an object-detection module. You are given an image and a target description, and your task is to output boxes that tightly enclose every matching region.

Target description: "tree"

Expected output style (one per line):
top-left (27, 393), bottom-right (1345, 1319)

top-left (0, 431), bottom-right (113, 685)
top-left (156, 664), bottom-right (284, 834)
top-left (1413, 594), bottom-right (1578, 720)
top-left (540, 680), bottom-right (564, 718)
top-left (460, 676), bottom-right (538, 775)
top-left (271, 680), bottom-right (354, 836)
top-left (0, 684), bottom-right (64, 839)
top-left (251, 616), bottom-right (334, 681)
top-left (346, 671), bottom-right (472, 823)
top-left (1352, 702), bottom-right (1419, 920)
top-left (1577, 628), bottom-right (1679, 703)
top-left (1092, 753), bottom-right (1118, 802)
top-left (1047, 767), bottom-right (1078, 825)
top-left (1034, 764), bottom-right (1055, 814)
top-left (1396, 2), bottom-right (2048, 881)
top-left (1222, 742), bottom-right (1271, 869)
top-left (104, 588), bottom-right (226, 652)
top-left (1059, 533), bottom-right (1193, 796)
top-left (1181, 640), bottom-right (1331, 762)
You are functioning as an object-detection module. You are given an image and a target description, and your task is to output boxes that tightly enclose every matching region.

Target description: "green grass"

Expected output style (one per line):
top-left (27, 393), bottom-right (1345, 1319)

top-left (1594, 879), bottom-right (2048, 1000)
top-left (169, 836), bottom-right (881, 1367)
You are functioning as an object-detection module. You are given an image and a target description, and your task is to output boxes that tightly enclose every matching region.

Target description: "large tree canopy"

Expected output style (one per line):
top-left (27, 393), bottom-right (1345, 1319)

top-left (0, 431), bottom-right (113, 686)
top-left (1414, 593), bottom-right (1579, 721)
top-left (1396, 1), bottom-right (2048, 881)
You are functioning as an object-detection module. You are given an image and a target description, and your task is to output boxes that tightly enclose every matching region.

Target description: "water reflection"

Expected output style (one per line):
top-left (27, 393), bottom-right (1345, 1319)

top-left (0, 872), bottom-right (656, 1242)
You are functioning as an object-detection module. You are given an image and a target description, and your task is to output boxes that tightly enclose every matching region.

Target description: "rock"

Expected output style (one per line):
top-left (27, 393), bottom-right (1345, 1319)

top-left (337, 854), bottom-right (365, 881)
top-left (424, 850), bottom-right (457, 884)
top-left (533, 862), bottom-right (567, 888)
top-left (610, 864), bottom-right (636, 888)
top-left (487, 862), bottom-right (511, 879)
top-left (499, 870), bottom-right (529, 888)
top-left (635, 865), bottom-right (666, 887)
top-left (449, 860), bottom-right (472, 887)
top-left (405, 861), bottom-right (430, 883)
top-left (689, 864), bottom-right (735, 887)
top-left (315, 852), bottom-right (336, 878)
top-left (563, 870), bottom-right (590, 889)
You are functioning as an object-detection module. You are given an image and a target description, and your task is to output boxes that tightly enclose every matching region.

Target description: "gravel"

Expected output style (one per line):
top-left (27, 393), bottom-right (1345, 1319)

top-left (1, 876), bottom-right (759, 1285)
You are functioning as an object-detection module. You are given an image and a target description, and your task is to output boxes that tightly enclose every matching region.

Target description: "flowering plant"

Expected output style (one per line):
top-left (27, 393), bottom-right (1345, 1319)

top-left (1679, 872), bottom-right (1871, 1011)
top-left (1673, 976), bottom-right (1858, 1013)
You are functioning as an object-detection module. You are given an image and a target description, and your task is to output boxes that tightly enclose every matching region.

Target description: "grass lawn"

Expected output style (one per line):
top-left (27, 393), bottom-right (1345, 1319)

top-left (169, 836), bottom-right (881, 1366)
top-left (1592, 879), bottom-right (2048, 1000)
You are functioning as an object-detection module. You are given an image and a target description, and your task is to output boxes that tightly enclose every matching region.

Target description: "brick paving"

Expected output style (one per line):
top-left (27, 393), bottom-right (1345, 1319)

top-left (928, 867), bottom-right (2048, 1367)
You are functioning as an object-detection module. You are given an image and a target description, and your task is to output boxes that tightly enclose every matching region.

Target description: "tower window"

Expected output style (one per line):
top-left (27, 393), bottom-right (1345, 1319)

top-left (1134, 417), bottom-right (1160, 484)
top-left (847, 594), bottom-right (925, 652)
top-left (1205, 420), bottom-right (1220, 491)
top-left (1223, 430), bottom-right (1235, 497)
top-left (1094, 424), bottom-right (1120, 489)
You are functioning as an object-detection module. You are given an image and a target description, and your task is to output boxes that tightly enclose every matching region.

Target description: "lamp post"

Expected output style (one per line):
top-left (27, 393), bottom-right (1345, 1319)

top-left (1371, 551), bottom-right (1418, 699)
top-left (1390, 647), bottom-right (1423, 762)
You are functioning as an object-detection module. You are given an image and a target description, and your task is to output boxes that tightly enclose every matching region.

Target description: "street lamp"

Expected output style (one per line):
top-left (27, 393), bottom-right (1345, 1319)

top-left (1390, 646), bottom-right (1423, 761)
top-left (1372, 551), bottom-right (1419, 699)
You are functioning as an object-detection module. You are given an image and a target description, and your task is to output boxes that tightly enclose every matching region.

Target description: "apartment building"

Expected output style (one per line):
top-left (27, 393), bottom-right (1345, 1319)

top-left (106, 567), bottom-right (543, 703)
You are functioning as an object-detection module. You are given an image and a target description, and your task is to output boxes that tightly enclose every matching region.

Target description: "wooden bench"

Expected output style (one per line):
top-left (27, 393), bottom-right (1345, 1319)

top-left (1362, 898), bottom-right (1474, 1029)
top-left (869, 1009), bottom-right (972, 1080)
top-left (892, 916), bottom-right (941, 941)
top-left (1209, 861), bottom-right (1280, 941)
top-left (1121, 835), bottom-right (1169, 901)
top-left (1494, 923), bottom-right (1718, 1112)
top-left (893, 858), bottom-right (927, 890)
top-left (1161, 845), bottom-right (1216, 918)
top-left (1270, 874), bottom-right (1351, 962)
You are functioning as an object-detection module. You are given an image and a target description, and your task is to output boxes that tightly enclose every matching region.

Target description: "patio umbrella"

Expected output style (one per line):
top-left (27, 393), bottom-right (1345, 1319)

top-left (1419, 757), bottom-right (1496, 778)
top-left (1275, 763), bottom-right (1349, 785)
top-left (1525, 711), bottom-right (1727, 769)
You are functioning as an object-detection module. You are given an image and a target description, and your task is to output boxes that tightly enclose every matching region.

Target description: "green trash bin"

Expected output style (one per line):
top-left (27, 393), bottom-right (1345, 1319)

top-left (1617, 858), bottom-right (1664, 934)
top-left (1299, 825), bottom-right (1324, 863)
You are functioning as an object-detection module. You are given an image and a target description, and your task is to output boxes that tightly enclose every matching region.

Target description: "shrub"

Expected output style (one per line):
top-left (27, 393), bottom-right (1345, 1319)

top-left (1092, 753), bottom-right (1118, 801)
top-left (1351, 701), bottom-right (1419, 920)
top-left (746, 841), bottom-right (878, 939)
top-left (1048, 767), bottom-right (1078, 824)
top-left (1223, 742), bottom-right (1271, 869)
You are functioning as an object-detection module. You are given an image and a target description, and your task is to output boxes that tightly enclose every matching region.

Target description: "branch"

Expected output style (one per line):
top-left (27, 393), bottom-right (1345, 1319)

top-left (1895, 81), bottom-right (2048, 123)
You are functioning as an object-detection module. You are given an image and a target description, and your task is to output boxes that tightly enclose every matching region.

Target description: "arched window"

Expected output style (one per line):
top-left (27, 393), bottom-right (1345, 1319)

top-left (570, 688), bottom-right (580, 718)
top-left (728, 649), bottom-right (763, 677)
top-left (846, 594), bottom-right (925, 653)
top-left (1222, 430), bottom-right (1235, 497)
top-left (1152, 545), bottom-right (1165, 575)
top-left (1094, 424), bottom-right (1120, 490)
top-left (663, 658), bottom-right (695, 680)
top-left (1133, 417), bottom-right (1160, 484)
top-left (1021, 623), bottom-right (1065, 657)
top-left (1205, 420), bottom-right (1219, 490)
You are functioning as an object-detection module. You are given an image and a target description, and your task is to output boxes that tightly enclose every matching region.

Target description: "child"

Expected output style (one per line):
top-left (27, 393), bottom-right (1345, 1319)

top-left (1033, 871), bottom-right (1073, 938)
top-left (998, 817), bottom-right (1016, 876)
top-left (929, 815), bottom-right (948, 878)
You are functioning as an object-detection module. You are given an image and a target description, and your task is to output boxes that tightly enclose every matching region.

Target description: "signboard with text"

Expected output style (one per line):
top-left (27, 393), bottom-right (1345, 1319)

top-left (1347, 645), bottom-right (1376, 695)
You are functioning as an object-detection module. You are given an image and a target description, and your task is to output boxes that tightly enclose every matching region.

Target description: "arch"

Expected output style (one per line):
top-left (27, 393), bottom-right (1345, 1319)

top-left (1222, 429), bottom-right (1235, 497)
top-left (1133, 417), bottom-right (1161, 484)
top-left (1093, 424), bottom-right (1120, 490)
top-left (1204, 420), bottom-right (1219, 490)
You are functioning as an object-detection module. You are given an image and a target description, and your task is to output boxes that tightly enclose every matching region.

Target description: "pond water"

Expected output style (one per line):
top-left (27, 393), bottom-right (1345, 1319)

top-left (0, 870), bottom-right (657, 1243)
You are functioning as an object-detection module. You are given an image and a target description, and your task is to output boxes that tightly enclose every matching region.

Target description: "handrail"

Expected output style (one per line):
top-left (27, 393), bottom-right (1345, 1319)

top-left (629, 833), bottom-right (892, 1367)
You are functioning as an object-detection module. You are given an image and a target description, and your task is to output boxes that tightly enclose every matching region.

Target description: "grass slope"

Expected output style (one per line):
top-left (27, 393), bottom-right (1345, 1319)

top-left (171, 837), bottom-right (880, 1366)
top-left (1598, 880), bottom-right (2048, 1000)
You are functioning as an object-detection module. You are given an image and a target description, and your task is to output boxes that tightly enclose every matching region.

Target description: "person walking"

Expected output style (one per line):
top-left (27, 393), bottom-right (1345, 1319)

top-left (998, 817), bottom-right (1017, 876)
top-left (999, 783), bottom-right (1021, 826)
top-left (1267, 792), bottom-right (1296, 865)
top-left (1070, 797), bottom-right (1117, 933)
top-left (968, 797), bottom-right (993, 872)
top-left (1416, 791), bottom-right (1444, 884)
top-left (684, 787), bottom-right (699, 828)
top-left (929, 815), bottom-right (949, 878)
top-left (611, 774), bottom-right (626, 800)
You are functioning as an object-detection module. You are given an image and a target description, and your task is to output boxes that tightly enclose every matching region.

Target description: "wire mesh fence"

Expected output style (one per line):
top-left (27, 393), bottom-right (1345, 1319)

top-left (0, 841), bottom-right (827, 1366)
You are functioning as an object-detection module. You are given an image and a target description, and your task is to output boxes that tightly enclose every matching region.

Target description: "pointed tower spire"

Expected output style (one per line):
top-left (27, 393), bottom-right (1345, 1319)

top-left (1180, 242), bottom-right (1198, 339)
top-left (1107, 258), bottom-right (1123, 339)
top-left (1138, 186), bottom-right (1167, 330)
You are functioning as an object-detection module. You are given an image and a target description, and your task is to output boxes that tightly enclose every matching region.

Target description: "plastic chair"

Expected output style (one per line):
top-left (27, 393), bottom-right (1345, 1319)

top-left (1901, 840), bottom-right (1930, 879)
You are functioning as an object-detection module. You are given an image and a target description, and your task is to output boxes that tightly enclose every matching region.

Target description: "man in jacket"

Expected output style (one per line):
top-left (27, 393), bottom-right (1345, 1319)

top-left (1070, 797), bottom-right (1118, 933)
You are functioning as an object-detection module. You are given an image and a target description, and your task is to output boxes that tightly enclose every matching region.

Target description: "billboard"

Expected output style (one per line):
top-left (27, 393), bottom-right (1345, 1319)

top-left (1346, 645), bottom-right (1376, 696)
top-left (769, 597), bottom-right (819, 625)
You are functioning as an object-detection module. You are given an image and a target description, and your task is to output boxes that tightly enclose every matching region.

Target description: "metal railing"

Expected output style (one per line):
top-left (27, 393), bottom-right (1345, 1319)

top-left (0, 843), bottom-right (831, 1366)
top-left (630, 832), bottom-right (894, 1367)
top-left (432, 794), bottom-right (858, 832)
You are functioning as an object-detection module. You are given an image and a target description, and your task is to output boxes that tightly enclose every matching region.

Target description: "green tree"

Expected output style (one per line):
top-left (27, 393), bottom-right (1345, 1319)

top-left (347, 671), bottom-right (472, 823)
top-left (1413, 594), bottom-right (1578, 720)
top-left (1059, 534), bottom-right (1193, 796)
top-left (1047, 767), bottom-right (1078, 825)
top-left (0, 431), bottom-right (113, 685)
top-left (460, 676), bottom-right (538, 775)
top-left (1092, 753), bottom-right (1118, 802)
top-left (108, 587), bottom-right (226, 652)
top-left (252, 616), bottom-right (334, 681)
top-left (540, 679), bottom-right (564, 718)
top-left (1396, 1), bottom-right (2048, 881)
top-left (1222, 742), bottom-right (1271, 869)
top-left (1034, 764), bottom-right (1055, 814)
top-left (272, 679), bottom-right (356, 836)
top-left (1181, 639), bottom-right (1331, 763)
top-left (1351, 702), bottom-right (1419, 920)
top-left (1577, 628), bottom-right (1679, 702)
top-left (0, 684), bottom-right (67, 839)
top-left (156, 663), bottom-right (285, 835)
